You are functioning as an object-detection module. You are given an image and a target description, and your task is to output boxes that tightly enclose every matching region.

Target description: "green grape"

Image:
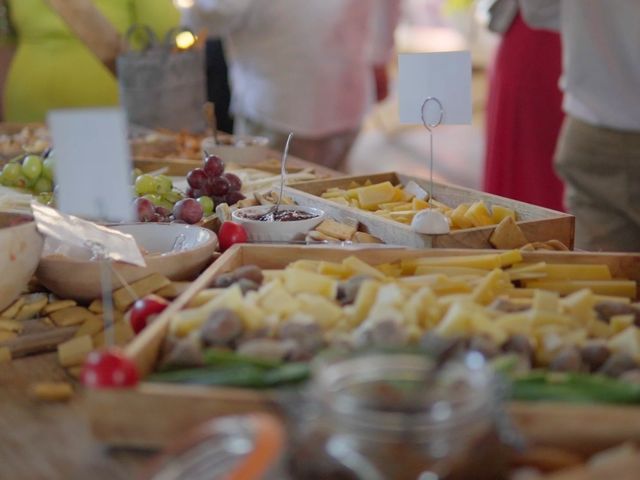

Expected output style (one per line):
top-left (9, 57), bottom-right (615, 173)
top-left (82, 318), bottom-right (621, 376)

top-left (33, 177), bottom-right (53, 194)
top-left (14, 175), bottom-right (30, 190)
top-left (197, 195), bottom-right (214, 216)
top-left (155, 199), bottom-right (174, 211)
top-left (21, 154), bottom-right (43, 180)
top-left (37, 192), bottom-right (53, 205)
top-left (164, 189), bottom-right (183, 204)
top-left (2, 163), bottom-right (21, 185)
top-left (155, 175), bottom-right (173, 194)
top-left (42, 157), bottom-right (55, 181)
top-left (142, 194), bottom-right (162, 205)
top-left (132, 168), bottom-right (143, 178)
top-left (135, 174), bottom-right (157, 195)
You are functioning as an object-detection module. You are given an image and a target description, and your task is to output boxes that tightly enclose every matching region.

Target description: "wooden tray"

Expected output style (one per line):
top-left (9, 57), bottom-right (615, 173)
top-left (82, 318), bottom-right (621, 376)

top-left (284, 172), bottom-right (575, 249)
top-left (133, 150), bottom-right (340, 178)
top-left (85, 245), bottom-right (640, 450)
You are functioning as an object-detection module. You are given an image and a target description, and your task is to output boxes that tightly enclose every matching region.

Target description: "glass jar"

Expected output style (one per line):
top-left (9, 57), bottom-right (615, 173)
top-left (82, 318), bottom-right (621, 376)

top-left (288, 352), bottom-right (509, 480)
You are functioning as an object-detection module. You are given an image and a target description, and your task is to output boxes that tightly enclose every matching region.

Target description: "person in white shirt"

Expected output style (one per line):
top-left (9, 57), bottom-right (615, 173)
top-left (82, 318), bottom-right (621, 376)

top-left (181, 0), bottom-right (400, 170)
top-left (519, 0), bottom-right (640, 252)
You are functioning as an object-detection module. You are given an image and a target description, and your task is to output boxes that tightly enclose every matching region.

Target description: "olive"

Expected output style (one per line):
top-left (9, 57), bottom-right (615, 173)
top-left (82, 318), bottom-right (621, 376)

top-left (200, 309), bottom-right (244, 347)
top-left (580, 341), bottom-right (611, 372)
top-left (549, 347), bottom-right (583, 372)
top-left (598, 352), bottom-right (638, 378)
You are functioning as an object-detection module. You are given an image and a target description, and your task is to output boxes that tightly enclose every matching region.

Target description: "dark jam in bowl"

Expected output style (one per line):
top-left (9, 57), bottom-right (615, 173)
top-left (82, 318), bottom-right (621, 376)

top-left (240, 209), bottom-right (319, 222)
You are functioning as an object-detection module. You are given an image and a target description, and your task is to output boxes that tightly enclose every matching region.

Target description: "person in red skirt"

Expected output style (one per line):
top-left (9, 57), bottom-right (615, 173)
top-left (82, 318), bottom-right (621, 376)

top-left (483, 0), bottom-right (565, 211)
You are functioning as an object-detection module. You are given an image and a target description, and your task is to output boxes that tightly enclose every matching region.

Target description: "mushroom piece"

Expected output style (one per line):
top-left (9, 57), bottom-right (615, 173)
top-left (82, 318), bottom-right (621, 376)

top-left (594, 302), bottom-right (640, 325)
top-left (160, 336), bottom-right (204, 369)
top-left (580, 340), bottom-right (611, 372)
top-left (501, 334), bottom-right (535, 365)
top-left (236, 278), bottom-right (260, 295)
top-left (549, 347), bottom-right (583, 373)
top-left (468, 335), bottom-right (500, 360)
top-left (354, 318), bottom-right (409, 349)
top-left (336, 275), bottom-right (373, 306)
top-left (278, 317), bottom-right (325, 359)
top-left (200, 309), bottom-right (244, 347)
top-left (232, 265), bottom-right (264, 285)
top-left (419, 332), bottom-right (467, 363)
top-left (598, 352), bottom-right (638, 378)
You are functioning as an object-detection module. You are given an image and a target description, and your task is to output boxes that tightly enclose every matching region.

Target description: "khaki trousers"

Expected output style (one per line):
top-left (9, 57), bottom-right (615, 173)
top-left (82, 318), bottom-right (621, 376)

top-left (555, 117), bottom-right (640, 252)
top-left (235, 116), bottom-right (358, 172)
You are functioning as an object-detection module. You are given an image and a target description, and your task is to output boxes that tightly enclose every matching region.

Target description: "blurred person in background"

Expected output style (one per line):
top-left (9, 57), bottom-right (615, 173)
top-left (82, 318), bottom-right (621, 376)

top-left (520, 0), bottom-right (640, 252)
top-left (181, 0), bottom-right (401, 170)
top-left (483, 0), bottom-right (564, 211)
top-left (0, 0), bottom-right (178, 122)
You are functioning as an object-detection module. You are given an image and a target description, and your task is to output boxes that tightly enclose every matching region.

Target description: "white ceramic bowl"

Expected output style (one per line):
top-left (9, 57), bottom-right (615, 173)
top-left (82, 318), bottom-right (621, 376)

top-left (232, 205), bottom-right (325, 243)
top-left (36, 223), bottom-right (218, 302)
top-left (0, 213), bottom-right (44, 310)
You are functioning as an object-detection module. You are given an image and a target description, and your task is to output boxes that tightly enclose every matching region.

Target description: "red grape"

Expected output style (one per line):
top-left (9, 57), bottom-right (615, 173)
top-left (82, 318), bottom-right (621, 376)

top-left (129, 294), bottom-right (169, 334)
top-left (222, 172), bottom-right (242, 191)
top-left (81, 348), bottom-right (139, 389)
top-left (185, 187), bottom-right (195, 198)
top-left (134, 197), bottom-right (155, 222)
top-left (224, 190), bottom-right (246, 205)
top-left (206, 176), bottom-right (230, 196)
top-left (187, 168), bottom-right (208, 189)
top-left (155, 206), bottom-right (171, 217)
top-left (204, 155), bottom-right (225, 177)
top-left (172, 198), bottom-right (204, 224)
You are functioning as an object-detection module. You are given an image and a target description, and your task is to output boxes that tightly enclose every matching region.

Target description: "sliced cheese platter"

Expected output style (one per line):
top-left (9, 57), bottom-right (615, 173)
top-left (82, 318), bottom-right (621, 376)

top-left (284, 172), bottom-right (575, 249)
top-left (85, 244), bottom-right (640, 452)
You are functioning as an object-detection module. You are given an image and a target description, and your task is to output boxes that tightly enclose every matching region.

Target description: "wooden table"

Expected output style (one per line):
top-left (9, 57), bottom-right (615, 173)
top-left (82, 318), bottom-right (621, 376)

top-left (0, 354), bottom-right (151, 480)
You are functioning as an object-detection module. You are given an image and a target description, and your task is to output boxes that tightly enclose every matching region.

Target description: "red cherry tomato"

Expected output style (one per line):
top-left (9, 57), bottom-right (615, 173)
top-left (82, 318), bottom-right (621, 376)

top-left (81, 348), bottom-right (139, 389)
top-left (219, 221), bottom-right (248, 252)
top-left (129, 294), bottom-right (169, 334)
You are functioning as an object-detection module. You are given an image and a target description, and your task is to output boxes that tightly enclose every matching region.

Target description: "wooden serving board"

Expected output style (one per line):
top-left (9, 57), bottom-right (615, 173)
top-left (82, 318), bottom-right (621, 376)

top-left (284, 172), bottom-right (575, 249)
top-left (84, 245), bottom-right (640, 449)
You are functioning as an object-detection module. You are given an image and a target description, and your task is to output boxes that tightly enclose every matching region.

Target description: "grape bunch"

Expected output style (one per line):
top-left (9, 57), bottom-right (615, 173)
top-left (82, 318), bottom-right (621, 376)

top-left (185, 154), bottom-right (245, 210)
top-left (0, 153), bottom-right (55, 204)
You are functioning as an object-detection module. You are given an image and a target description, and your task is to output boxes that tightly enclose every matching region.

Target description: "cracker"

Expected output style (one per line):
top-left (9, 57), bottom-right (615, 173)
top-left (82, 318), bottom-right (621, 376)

top-left (316, 219), bottom-right (357, 241)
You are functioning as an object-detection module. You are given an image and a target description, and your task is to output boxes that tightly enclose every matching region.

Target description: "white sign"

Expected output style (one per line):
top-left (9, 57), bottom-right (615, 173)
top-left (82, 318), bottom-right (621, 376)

top-left (48, 108), bottom-right (134, 222)
top-left (398, 51), bottom-right (472, 126)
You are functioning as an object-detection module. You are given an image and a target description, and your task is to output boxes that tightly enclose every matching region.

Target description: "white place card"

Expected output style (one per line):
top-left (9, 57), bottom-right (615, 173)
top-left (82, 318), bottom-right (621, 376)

top-left (398, 51), bottom-right (472, 126)
top-left (48, 108), bottom-right (134, 222)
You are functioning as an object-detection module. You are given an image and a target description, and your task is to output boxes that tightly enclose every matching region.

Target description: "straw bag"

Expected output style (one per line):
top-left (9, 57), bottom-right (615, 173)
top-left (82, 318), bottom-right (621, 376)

top-left (117, 27), bottom-right (207, 133)
top-left (44, 0), bottom-right (207, 133)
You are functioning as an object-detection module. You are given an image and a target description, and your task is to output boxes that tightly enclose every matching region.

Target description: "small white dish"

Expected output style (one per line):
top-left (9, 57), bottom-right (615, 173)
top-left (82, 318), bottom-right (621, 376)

top-left (232, 204), bottom-right (325, 242)
top-left (411, 210), bottom-right (451, 235)
top-left (37, 223), bottom-right (218, 302)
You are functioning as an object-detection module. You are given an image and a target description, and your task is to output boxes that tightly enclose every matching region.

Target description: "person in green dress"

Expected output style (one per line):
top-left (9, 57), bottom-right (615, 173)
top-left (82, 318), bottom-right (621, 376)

top-left (1, 0), bottom-right (179, 122)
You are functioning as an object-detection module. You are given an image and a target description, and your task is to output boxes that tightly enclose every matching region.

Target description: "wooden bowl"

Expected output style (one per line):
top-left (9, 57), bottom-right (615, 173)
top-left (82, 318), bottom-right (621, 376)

top-left (0, 212), bottom-right (44, 310)
top-left (36, 223), bottom-right (218, 302)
